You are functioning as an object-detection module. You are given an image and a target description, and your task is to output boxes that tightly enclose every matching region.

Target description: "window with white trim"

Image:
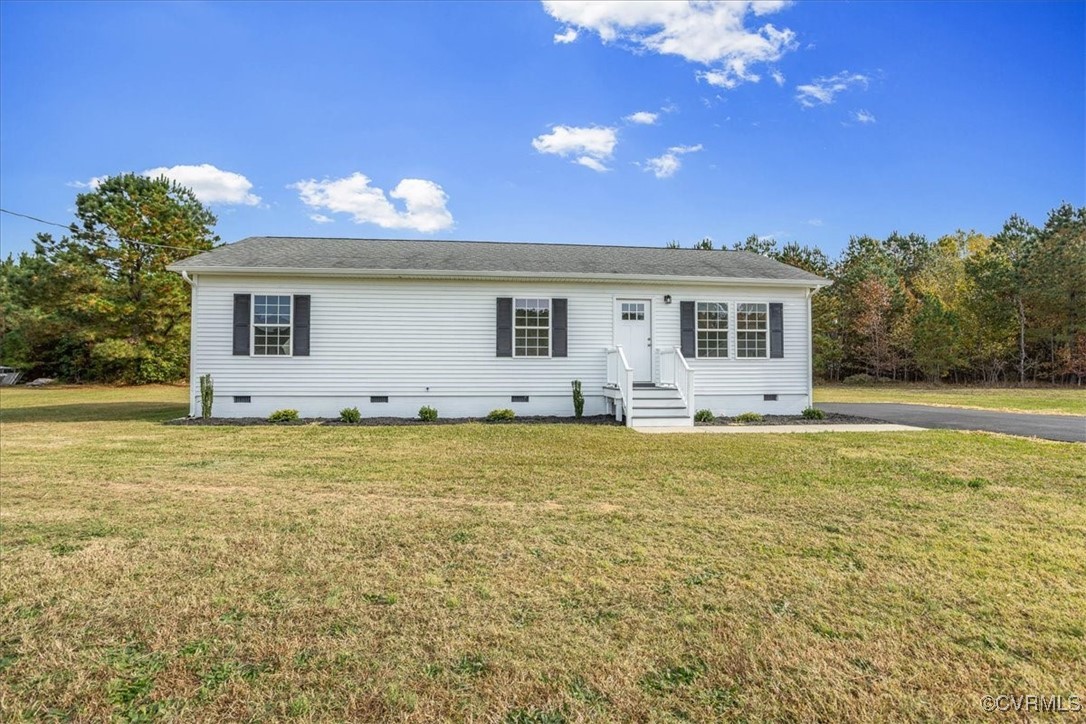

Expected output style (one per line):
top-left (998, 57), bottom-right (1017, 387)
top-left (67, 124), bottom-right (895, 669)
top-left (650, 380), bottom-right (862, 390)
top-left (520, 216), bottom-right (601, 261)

top-left (736, 302), bottom-right (768, 358)
top-left (697, 302), bottom-right (728, 358)
top-left (253, 294), bottom-right (292, 356)
top-left (620, 302), bottom-right (646, 321)
top-left (514, 298), bottom-right (550, 357)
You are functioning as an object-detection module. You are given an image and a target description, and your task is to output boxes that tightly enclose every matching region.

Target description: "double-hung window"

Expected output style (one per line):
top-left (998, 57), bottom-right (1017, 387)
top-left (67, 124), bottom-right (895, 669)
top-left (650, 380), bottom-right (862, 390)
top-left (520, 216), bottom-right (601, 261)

top-left (736, 302), bottom-right (768, 358)
top-left (696, 302), bottom-right (728, 358)
top-left (253, 294), bottom-right (292, 356)
top-left (514, 298), bottom-right (550, 357)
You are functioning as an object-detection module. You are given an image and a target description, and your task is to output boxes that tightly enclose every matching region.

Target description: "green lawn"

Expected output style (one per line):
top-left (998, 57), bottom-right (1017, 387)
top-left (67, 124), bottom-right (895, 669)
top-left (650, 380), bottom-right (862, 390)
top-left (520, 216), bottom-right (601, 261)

top-left (1, 386), bottom-right (1084, 721)
top-left (816, 383), bottom-right (1086, 415)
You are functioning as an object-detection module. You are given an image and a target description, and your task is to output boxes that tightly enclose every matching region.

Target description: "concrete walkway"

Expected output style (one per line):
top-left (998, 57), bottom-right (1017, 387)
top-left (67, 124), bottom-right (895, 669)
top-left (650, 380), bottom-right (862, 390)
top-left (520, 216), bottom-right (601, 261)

top-left (636, 423), bottom-right (923, 434)
top-left (818, 403), bottom-right (1085, 443)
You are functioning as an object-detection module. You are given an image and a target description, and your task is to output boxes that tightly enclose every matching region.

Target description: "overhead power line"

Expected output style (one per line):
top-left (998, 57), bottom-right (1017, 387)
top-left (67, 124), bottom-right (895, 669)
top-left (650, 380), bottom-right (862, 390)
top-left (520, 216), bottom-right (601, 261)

top-left (0, 207), bottom-right (208, 253)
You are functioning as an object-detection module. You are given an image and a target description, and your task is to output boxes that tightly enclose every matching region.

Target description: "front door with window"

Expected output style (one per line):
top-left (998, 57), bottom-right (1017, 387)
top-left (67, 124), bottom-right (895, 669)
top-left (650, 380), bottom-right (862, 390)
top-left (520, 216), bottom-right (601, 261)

top-left (615, 299), bottom-right (652, 382)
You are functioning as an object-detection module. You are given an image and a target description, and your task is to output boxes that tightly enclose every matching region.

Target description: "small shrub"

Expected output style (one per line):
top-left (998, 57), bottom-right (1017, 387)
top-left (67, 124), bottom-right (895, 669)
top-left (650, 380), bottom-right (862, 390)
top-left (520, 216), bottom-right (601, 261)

top-left (842, 373), bottom-right (875, 385)
top-left (571, 379), bottom-right (585, 418)
top-left (339, 407), bottom-right (361, 423)
top-left (802, 407), bottom-right (826, 420)
top-left (419, 405), bottom-right (438, 422)
top-left (486, 408), bottom-right (516, 422)
top-left (734, 411), bottom-right (764, 423)
top-left (268, 409), bottom-right (299, 423)
top-left (199, 373), bottom-right (214, 419)
top-left (694, 409), bottom-right (715, 423)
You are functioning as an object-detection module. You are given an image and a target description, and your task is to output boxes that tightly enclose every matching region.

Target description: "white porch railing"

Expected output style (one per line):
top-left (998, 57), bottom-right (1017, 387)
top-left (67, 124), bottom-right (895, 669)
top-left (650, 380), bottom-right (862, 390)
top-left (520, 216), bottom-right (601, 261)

top-left (605, 346), bottom-right (634, 426)
top-left (658, 346), bottom-right (695, 424)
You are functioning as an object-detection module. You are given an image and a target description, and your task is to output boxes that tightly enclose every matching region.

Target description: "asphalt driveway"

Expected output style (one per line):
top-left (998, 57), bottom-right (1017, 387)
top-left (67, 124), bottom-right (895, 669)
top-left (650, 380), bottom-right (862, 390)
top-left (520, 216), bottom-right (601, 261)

top-left (817, 403), bottom-right (1085, 443)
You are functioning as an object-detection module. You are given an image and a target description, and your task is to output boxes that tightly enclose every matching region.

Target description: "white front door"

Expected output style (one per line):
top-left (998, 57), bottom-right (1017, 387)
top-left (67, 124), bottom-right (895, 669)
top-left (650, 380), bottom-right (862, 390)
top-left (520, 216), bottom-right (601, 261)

top-left (615, 299), bottom-right (652, 382)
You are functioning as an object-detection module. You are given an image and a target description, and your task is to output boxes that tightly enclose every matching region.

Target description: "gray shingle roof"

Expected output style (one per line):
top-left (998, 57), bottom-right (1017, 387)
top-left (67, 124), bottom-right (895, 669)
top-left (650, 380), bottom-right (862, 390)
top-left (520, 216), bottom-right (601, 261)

top-left (169, 236), bottom-right (827, 284)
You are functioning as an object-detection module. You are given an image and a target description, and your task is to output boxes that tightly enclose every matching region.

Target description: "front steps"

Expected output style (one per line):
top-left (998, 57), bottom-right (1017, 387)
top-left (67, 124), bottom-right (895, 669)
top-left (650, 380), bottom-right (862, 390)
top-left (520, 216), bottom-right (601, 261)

top-left (629, 385), bottom-right (692, 428)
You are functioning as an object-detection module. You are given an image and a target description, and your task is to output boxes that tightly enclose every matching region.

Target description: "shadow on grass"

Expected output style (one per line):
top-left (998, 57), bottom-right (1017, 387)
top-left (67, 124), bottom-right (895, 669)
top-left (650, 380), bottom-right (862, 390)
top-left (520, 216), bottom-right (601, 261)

top-left (0, 402), bottom-right (188, 424)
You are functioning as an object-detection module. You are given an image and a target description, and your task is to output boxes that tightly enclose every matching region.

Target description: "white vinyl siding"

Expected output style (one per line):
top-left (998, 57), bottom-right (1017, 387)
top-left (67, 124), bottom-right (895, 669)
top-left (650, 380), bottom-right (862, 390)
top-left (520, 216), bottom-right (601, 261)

top-left (188, 276), bottom-right (812, 412)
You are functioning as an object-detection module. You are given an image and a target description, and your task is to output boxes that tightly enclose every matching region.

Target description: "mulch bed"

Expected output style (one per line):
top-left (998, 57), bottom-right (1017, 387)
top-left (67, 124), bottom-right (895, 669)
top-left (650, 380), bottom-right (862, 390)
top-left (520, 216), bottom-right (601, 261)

top-left (698, 412), bottom-right (883, 426)
top-left (165, 415), bottom-right (621, 427)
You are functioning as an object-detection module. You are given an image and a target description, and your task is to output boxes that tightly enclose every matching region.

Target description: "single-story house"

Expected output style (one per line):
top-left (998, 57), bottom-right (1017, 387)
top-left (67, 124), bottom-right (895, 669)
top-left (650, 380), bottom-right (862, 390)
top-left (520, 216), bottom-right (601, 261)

top-left (168, 237), bottom-right (829, 427)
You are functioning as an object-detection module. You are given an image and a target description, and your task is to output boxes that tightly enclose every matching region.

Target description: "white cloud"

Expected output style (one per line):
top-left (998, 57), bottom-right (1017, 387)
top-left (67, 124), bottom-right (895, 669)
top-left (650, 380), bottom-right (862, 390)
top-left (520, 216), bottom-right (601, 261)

top-left (575, 156), bottom-right (609, 172)
top-left (143, 163), bottom-right (261, 205)
top-left (543, 0), bottom-right (797, 90)
top-left (795, 71), bottom-right (869, 107)
top-left (853, 109), bottom-right (876, 124)
top-left (67, 176), bottom-right (108, 190)
top-left (553, 27), bottom-right (579, 43)
top-left (290, 172), bottom-right (453, 233)
top-left (625, 111), bottom-right (659, 125)
top-left (644, 143), bottom-right (703, 179)
top-left (532, 124), bottom-right (617, 171)
top-left (770, 69), bottom-right (785, 86)
top-left (807, 218), bottom-right (824, 227)
top-left (309, 213), bottom-right (334, 224)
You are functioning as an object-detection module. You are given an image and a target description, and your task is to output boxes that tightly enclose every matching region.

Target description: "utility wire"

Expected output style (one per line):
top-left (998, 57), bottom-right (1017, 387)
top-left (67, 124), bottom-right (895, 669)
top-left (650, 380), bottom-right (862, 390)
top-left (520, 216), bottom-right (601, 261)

top-left (0, 207), bottom-right (209, 253)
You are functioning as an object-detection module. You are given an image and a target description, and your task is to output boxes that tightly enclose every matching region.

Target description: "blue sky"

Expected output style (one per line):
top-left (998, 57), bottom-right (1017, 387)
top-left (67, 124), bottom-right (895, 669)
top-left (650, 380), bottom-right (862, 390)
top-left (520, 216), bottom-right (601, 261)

top-left (1, 1), bottom-right (1082, 258)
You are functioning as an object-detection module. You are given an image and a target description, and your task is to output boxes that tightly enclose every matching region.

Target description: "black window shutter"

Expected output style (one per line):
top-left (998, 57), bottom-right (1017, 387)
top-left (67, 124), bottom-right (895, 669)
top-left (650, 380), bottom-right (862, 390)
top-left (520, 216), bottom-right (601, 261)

top-left (552, 298), bottom-right (568, 357)
top-left (769, 302), bottom-right (784, 358)
top-left (293, 295), bottom-right (311, 356)
top-left (232, 294), bottom-right (250, 356)
top-left (496, 297), bottom-right (513, 357)
top-left (680, 301), bottom-right (696, 358)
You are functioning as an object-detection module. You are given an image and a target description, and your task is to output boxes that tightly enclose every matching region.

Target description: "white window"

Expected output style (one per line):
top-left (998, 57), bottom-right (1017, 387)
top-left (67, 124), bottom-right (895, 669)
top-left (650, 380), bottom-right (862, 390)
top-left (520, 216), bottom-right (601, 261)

top-left (514, 298), bottom-right (550, 357)
top-left (620, 302), bottom-right (646, 321)
top-left (253, 294), bottom-right (292, 356)
top-left (736, 302), bottom-right (768, 358)
top-left (697, 302), bottom-right (728, 358)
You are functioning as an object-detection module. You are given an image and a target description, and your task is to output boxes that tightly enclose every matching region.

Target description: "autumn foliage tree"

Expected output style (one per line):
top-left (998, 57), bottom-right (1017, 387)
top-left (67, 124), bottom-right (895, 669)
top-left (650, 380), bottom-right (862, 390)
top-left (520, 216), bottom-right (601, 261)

top-left (1, 174), bottom-right (218, 382)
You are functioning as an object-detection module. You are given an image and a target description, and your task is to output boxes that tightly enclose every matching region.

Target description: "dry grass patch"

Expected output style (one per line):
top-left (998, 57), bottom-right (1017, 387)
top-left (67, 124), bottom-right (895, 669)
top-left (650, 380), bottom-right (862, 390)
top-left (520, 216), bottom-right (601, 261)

top-left (1, 386), bottom-right (1084, 721)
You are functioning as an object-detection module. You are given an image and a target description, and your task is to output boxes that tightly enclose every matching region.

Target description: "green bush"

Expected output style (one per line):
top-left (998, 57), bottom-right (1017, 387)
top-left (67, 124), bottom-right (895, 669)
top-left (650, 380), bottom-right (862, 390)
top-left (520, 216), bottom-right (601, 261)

top-left (694, 409), bottom-right (715, 423)
top-left (485, 408), bottom-right (516, 422)
top-left (842, 373), bottom-right (875, 385)
top-left (734, 411), bottom-right (765, 423)
top-left (802, 407), bottom-right (826, 420)
top-left (419, 405), bottom-right (438, 422)
top-left (268, 409), bottom-right (299, 423)
top-left (199, 373), bottom-right (214, 419)
top-left (571, 379), bottom-right (584, 418)
top-left (339, 407), bottom-right (361, 423)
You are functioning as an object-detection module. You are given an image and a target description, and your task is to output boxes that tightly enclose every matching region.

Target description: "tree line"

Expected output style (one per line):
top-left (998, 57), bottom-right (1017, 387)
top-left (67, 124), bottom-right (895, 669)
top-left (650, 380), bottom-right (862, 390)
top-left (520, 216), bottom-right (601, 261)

top-left (1, 175), bottom-right (1082, 385)
top-left (679, 202), bottom-right (1084, 384)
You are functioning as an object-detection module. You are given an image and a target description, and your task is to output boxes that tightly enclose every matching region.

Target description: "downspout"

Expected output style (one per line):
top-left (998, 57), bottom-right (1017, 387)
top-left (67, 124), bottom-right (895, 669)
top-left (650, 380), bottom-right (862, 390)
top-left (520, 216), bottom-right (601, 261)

top-left (806, 287), bottom-right (814, 411)
top-left (181, 272), bottom-right (198, 417)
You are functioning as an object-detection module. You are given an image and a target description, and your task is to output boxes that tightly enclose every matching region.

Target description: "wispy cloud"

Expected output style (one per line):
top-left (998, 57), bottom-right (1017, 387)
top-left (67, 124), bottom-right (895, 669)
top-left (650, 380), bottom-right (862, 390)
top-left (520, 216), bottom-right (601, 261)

top-left (67, 176), bottom-right (108, 190)
top-left (795, 71), bottom-right (869, 107)
top-left (309, 213), bottom-right (334, 224)
top-left (644, 144), bottom-right (703, 179)
top-left (543, 1), bottom-right (797, 91)
top-left (853, 109), bottom-right (876, 124)
top-left (770, 69), bottom-right (785, 86)
top-left (290, 172), bottom-right (453, 232)
top-left (532, 124), bottom-right (618, 172)
top-left (807, 218), bottom-right (824, 227)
